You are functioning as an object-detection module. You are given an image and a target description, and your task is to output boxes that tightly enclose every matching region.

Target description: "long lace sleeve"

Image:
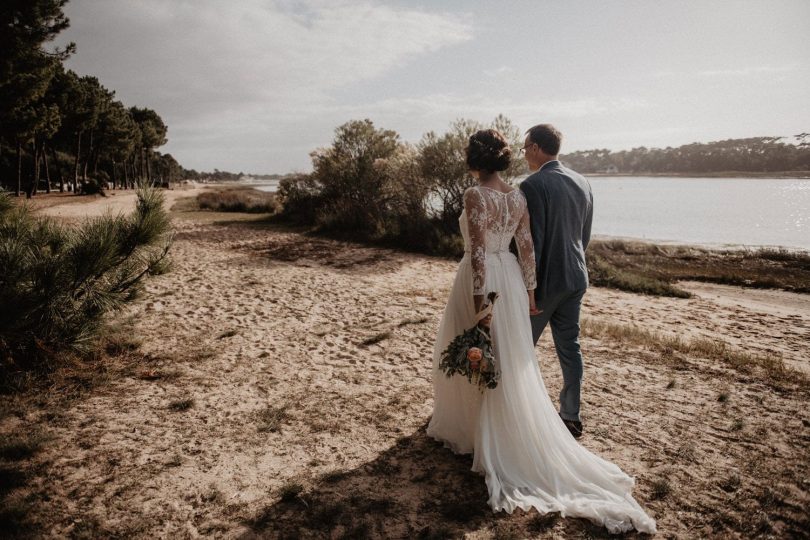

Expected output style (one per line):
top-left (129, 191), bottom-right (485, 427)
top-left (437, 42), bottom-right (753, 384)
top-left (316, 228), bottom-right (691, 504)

top-left (515, 199), bottom-right (537, 290)
top-left (464, 187), bottom-right (487, 295)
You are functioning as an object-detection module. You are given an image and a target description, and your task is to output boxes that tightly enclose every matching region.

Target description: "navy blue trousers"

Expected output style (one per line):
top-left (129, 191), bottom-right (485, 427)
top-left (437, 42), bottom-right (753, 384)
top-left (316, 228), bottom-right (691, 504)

top-left (530, 289), bottom-right (586, 422)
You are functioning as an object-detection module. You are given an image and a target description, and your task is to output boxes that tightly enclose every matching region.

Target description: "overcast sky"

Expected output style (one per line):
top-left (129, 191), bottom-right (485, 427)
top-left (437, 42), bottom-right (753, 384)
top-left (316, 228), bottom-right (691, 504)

top-left (55, 0), bottom-right (810, 174)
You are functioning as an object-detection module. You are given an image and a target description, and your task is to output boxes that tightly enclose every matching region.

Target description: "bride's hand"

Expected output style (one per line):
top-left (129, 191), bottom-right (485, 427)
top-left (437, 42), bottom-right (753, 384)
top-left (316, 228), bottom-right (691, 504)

top-left (474, 294), bottom-right (492, 328)
top-left (528, 290), bottom-right (541, 316)
top-left (478, 313), bottom-right (493, 328)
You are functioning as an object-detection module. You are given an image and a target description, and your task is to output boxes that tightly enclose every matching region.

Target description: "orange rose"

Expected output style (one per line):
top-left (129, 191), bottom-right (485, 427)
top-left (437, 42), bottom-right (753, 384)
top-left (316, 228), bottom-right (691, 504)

top-left (467, 348), bottom-right (483, 361)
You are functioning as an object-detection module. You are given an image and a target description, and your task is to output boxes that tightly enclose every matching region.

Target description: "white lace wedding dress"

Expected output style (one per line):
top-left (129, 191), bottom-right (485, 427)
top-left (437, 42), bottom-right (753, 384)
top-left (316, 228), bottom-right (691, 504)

top-left (427, 185), bottom-right (657, 534)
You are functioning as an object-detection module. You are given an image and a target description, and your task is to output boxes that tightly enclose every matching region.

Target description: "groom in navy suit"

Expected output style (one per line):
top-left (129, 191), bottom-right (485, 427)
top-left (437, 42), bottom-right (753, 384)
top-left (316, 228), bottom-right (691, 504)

top-left (519, 124), bottom-right (593, 439)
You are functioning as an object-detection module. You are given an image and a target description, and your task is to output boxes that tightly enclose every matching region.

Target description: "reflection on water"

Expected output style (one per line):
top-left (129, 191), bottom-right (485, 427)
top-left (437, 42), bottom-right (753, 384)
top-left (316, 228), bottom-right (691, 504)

top-left (250, 176), bottom-right (810, 250)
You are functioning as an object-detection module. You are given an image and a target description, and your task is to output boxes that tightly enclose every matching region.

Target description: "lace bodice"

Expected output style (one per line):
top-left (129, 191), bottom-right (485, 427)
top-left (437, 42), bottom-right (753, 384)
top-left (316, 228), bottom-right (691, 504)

top-left (460, 186), bottom-right (537, 295)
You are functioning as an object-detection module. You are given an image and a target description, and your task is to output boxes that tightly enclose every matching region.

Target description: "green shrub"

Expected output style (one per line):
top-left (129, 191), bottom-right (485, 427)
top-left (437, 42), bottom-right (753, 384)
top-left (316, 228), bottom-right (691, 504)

top-left (309, 119), bottom-right (400, 236)
top-left (80, 177), bottom-right (105, 195)
top-left (277, 173), bottom-right (324, 224)
top-left (0, 187), bottom-right (172, 384)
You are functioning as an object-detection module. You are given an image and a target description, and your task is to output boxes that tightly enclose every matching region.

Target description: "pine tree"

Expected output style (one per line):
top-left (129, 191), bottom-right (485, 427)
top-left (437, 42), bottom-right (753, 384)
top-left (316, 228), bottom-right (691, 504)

top-left (0, 186), bottom-right (172, 384)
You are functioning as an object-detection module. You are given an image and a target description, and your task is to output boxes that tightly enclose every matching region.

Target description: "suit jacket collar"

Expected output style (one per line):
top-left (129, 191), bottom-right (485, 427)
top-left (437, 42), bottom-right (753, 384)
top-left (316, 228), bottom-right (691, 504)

top-left (539, 159), bottom-right (561, 172)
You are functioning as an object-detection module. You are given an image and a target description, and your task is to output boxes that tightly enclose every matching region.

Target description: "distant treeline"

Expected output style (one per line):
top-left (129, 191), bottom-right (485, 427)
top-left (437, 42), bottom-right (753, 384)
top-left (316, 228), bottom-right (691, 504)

top-left (0, 1), bottom-right (181, 197)
top-left (561, 135), bottom-right (810, 175)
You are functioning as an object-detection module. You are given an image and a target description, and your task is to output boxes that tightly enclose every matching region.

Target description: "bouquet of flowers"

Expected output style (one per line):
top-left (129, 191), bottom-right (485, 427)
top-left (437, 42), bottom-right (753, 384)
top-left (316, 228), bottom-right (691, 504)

top-left (438, 292), bottom-right (500, 391)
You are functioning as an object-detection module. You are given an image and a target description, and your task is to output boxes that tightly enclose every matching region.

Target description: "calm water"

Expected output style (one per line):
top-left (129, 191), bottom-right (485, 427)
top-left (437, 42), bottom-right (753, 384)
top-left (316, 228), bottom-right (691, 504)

top-left (253, 177), bottom-right (810, 250)
top-left (589, 177), bottom-right (809, 249)
top-left (253, 180), bottom-right (280, 193)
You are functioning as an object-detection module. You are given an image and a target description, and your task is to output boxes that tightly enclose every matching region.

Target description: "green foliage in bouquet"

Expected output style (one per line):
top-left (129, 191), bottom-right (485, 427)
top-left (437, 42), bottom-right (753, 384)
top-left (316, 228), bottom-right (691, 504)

top-left (438, 292), bottom-right (500, 390)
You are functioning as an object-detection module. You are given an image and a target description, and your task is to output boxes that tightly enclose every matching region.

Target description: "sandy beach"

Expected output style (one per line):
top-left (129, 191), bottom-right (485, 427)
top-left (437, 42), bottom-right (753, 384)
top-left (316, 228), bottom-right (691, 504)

top-left (2, 188), bottom-right (808, 538)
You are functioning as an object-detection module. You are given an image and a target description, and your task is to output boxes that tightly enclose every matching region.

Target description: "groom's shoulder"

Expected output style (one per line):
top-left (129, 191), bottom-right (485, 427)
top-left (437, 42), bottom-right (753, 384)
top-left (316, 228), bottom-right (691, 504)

top-left (560, 164), bottom-right (592, 192)
top-left (520, 169), bottom-right (545, 189)
top-left (559, 161), bottom-right (585, 178)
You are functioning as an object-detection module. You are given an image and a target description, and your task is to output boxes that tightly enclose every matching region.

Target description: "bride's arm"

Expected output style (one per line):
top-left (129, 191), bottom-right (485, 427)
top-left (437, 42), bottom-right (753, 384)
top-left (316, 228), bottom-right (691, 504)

top-left (515, 203), bottom-right (539, 314)
top-left (464, 187), bottom-right (487, 312)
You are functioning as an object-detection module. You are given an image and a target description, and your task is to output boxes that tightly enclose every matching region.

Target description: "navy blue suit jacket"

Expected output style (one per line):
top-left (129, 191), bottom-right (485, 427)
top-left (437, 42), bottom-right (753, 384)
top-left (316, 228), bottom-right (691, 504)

top-left (519, 160), bottom-right (593, 300)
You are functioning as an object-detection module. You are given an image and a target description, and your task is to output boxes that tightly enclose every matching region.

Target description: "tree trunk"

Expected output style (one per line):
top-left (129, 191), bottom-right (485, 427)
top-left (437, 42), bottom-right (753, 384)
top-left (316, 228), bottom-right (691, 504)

top-left (51, 146), bottom-right (65, 192)
top-left (82, 129), bottom-right (94, 183)
top-left (73, 131), bottom-right (82, 193)
top-left (15, 141), bottom-right (22, 197)
top-left (123, 159), bottom-right (129, 189)
top-left (42, 144), bottom-right (51, 194)
top-left (27, 139), bottom-right (38, 198)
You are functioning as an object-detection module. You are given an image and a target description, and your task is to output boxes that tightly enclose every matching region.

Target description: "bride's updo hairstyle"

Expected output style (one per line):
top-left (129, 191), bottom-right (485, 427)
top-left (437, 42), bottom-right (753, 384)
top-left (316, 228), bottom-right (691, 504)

top-left (466, 129), bottom-right (511, 173)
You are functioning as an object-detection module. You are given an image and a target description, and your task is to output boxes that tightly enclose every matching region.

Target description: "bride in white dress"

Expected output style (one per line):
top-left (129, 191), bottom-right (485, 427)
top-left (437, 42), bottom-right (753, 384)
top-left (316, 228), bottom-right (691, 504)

top-left (427, 129), bottom-right (657, 535)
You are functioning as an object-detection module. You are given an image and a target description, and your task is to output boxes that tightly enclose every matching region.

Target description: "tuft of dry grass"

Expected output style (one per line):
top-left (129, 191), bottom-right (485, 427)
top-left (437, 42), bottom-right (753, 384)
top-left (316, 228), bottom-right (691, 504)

top-left (256, 405), bottom-right (290, 433)
top-left (581, 318), bottom-right (802, 387)
top-left (398, 316), bottom-right (429, 327)
top-left (137, 368), bottom-right (181, 382)
top-left (651, 478), bottom-right (672, 500)
top-left (103, 332), bottom-right (143, 357)
top-left (360, 331), bottom-right (391, 347)
top-left (719, 473), bottom-right (741, 492)
top-left (168, 398), bottom-right (194, 412)
top-left (217, 329), bottom-right (238, 339)
top-left (278, 481), bottom-right (305, 503)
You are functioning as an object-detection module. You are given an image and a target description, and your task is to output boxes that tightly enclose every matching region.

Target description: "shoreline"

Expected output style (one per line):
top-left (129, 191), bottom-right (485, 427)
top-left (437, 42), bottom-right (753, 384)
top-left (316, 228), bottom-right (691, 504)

top-left (585, 171), bottom-right (810, 179)
top-left (591, 234), bottom-right (810, 253)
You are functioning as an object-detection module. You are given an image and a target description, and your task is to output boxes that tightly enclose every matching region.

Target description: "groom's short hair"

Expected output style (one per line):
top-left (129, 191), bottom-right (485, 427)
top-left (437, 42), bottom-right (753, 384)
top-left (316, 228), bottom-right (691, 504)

top-left (526, 124), bottom-right (562, 156)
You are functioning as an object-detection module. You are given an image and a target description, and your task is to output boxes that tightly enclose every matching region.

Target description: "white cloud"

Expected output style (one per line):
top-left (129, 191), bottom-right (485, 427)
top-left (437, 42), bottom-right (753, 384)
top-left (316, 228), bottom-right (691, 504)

top-left (483, 66), bottom-right (514, 78)
top-left (698, 64), bottom-right (800, 77)
top-left (59, 0), bottom-right (473, 170)
top-left (323, 94), bottom-right (650, 130)
top-left (656, 64), bottom-right (801, 79)
top-left (100, 0), bottom-right (469, 110)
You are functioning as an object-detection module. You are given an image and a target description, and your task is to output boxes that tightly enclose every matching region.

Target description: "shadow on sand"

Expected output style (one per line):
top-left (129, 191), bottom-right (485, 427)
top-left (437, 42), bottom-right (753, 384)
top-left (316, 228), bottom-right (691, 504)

top-left (238, 421), bottom-right (631, 539)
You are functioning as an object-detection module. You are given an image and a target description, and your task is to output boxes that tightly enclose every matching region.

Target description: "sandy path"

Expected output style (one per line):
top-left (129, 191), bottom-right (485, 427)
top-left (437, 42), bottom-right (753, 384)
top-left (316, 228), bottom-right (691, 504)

top-left (30, 185), bottom-right (208, 220)
top-left (3, 200), bottom-right (808, 538)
